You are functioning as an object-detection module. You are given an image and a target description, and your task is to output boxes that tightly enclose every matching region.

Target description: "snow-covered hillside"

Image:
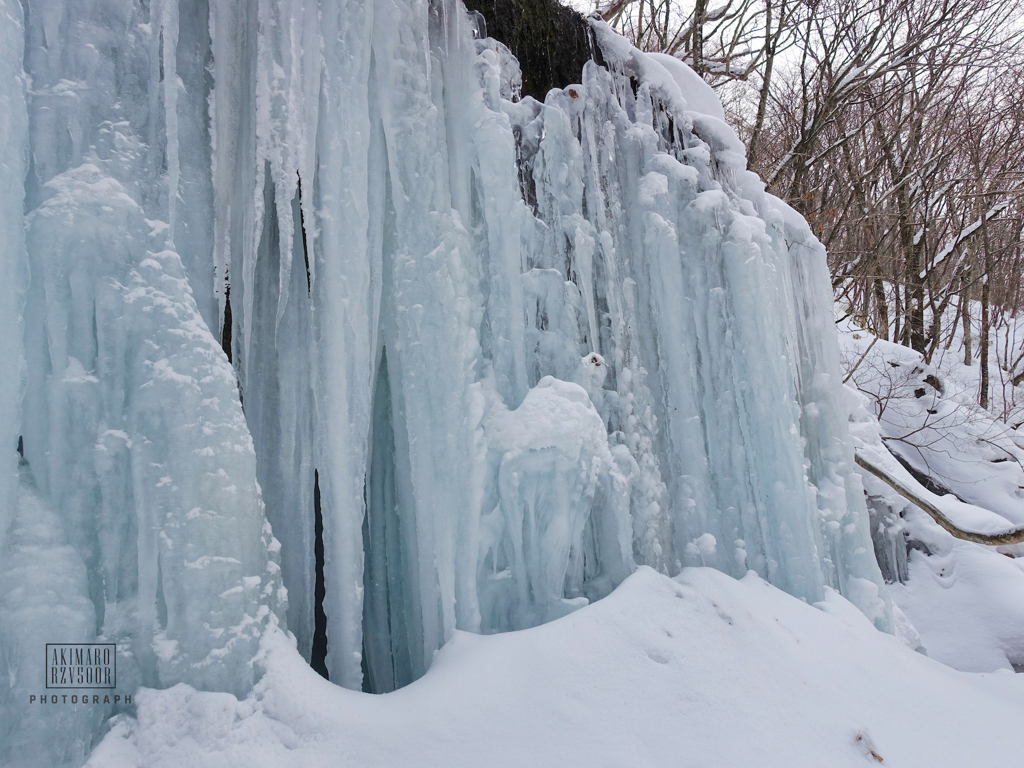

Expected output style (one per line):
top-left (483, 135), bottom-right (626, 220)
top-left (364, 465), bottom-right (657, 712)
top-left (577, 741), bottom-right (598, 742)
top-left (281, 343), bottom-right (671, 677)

top-left (839, 322), bottom-right (1024, 674)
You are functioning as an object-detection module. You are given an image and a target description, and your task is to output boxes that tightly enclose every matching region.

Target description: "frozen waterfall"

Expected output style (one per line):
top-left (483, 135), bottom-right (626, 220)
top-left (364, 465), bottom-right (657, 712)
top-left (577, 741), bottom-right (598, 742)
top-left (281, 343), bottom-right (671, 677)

top-left (0, 1), bottom-right (891, 765)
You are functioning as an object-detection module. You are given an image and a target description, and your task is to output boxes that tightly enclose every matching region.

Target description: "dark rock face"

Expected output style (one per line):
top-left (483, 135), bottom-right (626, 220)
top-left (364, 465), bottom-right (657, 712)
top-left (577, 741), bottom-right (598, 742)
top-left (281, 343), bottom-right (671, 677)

top-left (463, 0), bottom-right (602, 100)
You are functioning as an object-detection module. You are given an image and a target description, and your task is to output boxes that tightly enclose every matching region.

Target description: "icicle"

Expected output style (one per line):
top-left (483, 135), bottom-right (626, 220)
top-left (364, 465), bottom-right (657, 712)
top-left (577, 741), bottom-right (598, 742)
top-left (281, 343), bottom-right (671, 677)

top-left (160, 0), bottom-right (180, 248)
top-left (0, 0), bottom-right (27, 559)
top-left (314, 0), bottom-right (377, 690)
top-left (209, 0), bottom-right (260, 366)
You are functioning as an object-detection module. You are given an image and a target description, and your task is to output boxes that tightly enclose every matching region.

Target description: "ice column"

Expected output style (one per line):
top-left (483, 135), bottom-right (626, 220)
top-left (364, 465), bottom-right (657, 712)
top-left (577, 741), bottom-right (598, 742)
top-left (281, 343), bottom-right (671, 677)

top-left (22, 165), bottom-right (285, 697)
top-left (0, 0), bottom-right (27, 558)
top-left (11, 0), bottom-right (285, 714)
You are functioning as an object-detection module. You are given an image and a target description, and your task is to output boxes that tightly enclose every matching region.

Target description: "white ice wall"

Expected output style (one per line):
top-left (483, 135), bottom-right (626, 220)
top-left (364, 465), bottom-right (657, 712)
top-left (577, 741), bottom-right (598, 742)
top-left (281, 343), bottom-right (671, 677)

top-left (0, 3), bottom-right (892, 763)
top-left (210, 0), bottom-right (890, 691)
top-left (0, 1), bottom-right (35, 764)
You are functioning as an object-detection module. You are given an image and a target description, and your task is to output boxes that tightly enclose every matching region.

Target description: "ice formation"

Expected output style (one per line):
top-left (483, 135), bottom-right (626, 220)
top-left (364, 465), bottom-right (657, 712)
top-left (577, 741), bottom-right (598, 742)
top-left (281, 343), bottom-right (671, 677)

top-left (0, 1), bottom-right (891, 764)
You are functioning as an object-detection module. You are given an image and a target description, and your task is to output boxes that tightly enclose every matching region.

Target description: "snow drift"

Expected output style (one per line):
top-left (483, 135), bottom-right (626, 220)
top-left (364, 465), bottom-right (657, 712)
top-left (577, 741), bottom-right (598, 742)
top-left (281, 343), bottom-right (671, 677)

top-left (85, 567), bottom-right (1024, 768)
top-left (0, 1), bottom-right (892, 764)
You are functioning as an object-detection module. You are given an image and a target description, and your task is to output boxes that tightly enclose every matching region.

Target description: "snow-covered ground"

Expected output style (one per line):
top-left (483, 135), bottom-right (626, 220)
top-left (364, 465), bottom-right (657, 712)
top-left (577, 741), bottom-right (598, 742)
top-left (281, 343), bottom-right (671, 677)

top-left (86, 566), bottom-right (1024, 768)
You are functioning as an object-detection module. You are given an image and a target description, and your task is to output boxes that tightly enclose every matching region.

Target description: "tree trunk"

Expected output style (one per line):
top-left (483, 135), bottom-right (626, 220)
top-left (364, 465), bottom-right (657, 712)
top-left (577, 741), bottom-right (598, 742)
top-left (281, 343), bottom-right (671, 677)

top-left (962, 267), bottom-right (972, 365)
top-left (873, 279), bottom-right (888, 340)
top-left (978, 177), bottom-right (993, 410)
top-left (980, 256), bottom-right (992, 410)
top-left (747, 0), bottom-right (774, 170)
top-left (692, 0), bottom-right (707, 76)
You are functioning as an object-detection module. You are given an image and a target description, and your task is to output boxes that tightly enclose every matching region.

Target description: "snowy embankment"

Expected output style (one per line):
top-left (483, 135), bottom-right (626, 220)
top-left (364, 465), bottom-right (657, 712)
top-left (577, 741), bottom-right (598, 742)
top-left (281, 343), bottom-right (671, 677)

top-left (840, 325), bottom-right (1024, 673)
top-left (87, 566), bottom-right (1024, 768)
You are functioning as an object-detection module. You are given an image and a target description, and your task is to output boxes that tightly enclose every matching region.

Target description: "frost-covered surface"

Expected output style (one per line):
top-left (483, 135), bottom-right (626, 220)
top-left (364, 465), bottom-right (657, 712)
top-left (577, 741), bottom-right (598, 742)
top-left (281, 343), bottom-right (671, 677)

top-left (20, 161), bottom-right (284, 699)
top-left (85, 567), bottom-right (1024, 768)
top-left (0, 468), bottom-right (102, 768)
top-left (0, 0), bottom-right (901, 764)
top-left (841, 325), bottom-right (1024, 672)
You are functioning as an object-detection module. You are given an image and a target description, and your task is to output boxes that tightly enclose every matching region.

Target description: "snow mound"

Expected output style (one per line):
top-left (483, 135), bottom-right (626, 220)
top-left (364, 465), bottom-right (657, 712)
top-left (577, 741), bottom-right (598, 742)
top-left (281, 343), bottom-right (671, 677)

top-left (892, 515), bottom-right (1024, 673)
top-left (87, 567), bottom-right (1024, 768)
top-left (645, 52), bottom-right (726, 121)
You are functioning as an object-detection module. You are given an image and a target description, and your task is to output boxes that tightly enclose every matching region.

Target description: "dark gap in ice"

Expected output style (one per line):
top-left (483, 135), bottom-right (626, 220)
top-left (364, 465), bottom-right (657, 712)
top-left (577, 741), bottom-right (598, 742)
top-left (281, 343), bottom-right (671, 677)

top-left (158, 29), bottom-right (165, 82)
top-left (311, 469), bottom-right (329, 679)
top-left (221, 282), bottom-right (233, 364)
top-left (16, 435), bottom-right (22, 457)
top-left (564, 233), bottom-right (575, 284)
top-left (156, 554), bottom-right (168, 630)
top-left (512, 126), bottom-right (538, 214)
top-left (361, 348), bottom-right (413, 694)
top-left (463, 0), bottom-right (601, 100)
top-left (296, 172), bottom-right (311, 294)
top-left (360, 509), bottom-right (373, 694)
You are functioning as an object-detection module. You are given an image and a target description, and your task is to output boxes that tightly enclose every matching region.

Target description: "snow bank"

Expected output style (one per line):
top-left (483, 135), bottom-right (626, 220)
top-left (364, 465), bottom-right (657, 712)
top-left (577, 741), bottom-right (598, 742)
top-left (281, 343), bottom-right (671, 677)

top-left (892, 512), bottom-right (1024, 673)
top-left (86, 567), bottom-right (1024, 768)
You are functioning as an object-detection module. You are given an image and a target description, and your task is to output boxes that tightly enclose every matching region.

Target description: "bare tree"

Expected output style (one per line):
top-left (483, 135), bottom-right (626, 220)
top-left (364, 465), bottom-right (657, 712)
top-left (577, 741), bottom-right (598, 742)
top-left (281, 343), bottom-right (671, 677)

top-left (599, 0), bottom-right (786, 82)
top-left (606, 0), bottom-right (1024, 421)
